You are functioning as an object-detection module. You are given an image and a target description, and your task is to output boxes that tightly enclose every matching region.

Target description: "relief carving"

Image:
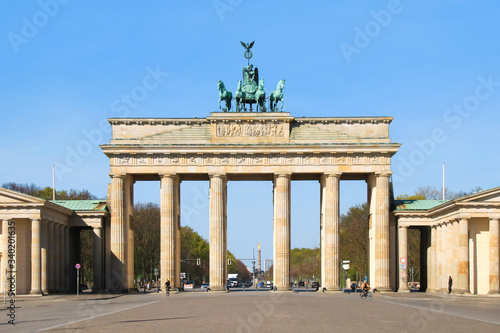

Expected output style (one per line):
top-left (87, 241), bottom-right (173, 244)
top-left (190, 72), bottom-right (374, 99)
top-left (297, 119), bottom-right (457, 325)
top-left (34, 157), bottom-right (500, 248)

top-left (137, 157), bottom-right (148, 165)
top-left (216, 123), bottom-right (285, 137)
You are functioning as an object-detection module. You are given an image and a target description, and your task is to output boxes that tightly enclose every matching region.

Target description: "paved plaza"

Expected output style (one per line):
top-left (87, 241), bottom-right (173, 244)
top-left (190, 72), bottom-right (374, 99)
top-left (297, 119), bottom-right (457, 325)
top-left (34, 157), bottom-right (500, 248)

top-left (1, 290), bottom-right (499, 332)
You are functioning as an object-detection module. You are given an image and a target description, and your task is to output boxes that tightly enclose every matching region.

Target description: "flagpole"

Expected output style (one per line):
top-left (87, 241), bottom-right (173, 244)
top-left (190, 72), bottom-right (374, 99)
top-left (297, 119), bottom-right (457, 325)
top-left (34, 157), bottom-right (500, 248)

top-left (52, 164), bottom-right (55, 200)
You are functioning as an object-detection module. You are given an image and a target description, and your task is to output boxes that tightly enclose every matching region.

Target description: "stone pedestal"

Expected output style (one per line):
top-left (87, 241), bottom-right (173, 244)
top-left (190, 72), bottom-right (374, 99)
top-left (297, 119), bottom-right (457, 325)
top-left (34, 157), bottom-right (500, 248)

top-left (273, 174), bottom-right (291, 292)
top-left (320, 173), bottom-right (341, 292)
top-left (209, 174), bottom-right (227, 291)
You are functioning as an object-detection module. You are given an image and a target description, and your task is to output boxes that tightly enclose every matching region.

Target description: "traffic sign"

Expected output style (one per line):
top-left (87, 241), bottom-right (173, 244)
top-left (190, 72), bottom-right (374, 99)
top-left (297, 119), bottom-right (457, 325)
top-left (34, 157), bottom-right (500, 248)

top-left (342, 264), bottom-right (350, 270)
top-left (401, 272), bottom-right (405, 276)
top-left (400, 257), bottom-right (406, 264)
top-left (400, 263), bottom-right (407, 269)
top-left (75, 263), bottom-right (81, 269)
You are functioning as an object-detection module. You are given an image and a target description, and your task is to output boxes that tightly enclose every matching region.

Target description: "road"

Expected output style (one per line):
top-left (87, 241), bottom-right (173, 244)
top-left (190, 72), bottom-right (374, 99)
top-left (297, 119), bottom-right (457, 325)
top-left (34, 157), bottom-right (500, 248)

top-left (1, 290), bottom-right (499, 332)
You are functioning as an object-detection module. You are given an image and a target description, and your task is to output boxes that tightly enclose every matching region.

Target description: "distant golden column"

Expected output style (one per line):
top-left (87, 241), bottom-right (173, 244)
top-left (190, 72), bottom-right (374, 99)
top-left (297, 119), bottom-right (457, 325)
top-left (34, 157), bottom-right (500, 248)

top-left (320, 173), bottom-right (341, 292)
top-left (209, 174), bottom-right (227, 291)
top-left (58, 224), bottom-right (65, 292)
top-left (47, 222), bottom-right (54, 292)
top-left (93, 226), bottom-right (103, 292)
top-left (429, 226), bottom-right (437, 292)
top-left (30, 219), bottom-right (42, 294)
top-left (160, 174), bottom-right (178, 289)
top-left (489, 218), bottom-right (499, 294)
top-left (398, 225), bottom-right (409, 291)
top-left (273, 173), bottom-right (291, 291)
top-left (41, 220), bottom-right (48, 294)
top-left (54, 224), bottom-right (60, 292)
top-left (1, 219), bottom-right (13, 294)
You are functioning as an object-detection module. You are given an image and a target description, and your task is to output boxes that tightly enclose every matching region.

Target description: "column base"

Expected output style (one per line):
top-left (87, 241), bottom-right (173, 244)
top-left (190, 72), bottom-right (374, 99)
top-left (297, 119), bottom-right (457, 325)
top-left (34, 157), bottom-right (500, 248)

top-left (323, 287), bottom-right (342, 293)
top-left (487, 290), bottom-right (500, 295)
top-left (397, 287), bottom-right (410, 292)
top-left (210, 286), bottom-right (228, 292)
top-left (374, 287), bottom-right (393, 293)
top-left (29, 290), bottom-right (43, 295)
top-left (451, 289), bottom-right (469, 294)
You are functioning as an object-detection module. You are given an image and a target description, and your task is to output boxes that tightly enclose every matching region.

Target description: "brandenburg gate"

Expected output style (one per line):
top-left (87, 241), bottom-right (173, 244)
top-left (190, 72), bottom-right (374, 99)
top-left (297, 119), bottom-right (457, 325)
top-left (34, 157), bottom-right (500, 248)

top-left (100, 112), bottom-right (401, 292)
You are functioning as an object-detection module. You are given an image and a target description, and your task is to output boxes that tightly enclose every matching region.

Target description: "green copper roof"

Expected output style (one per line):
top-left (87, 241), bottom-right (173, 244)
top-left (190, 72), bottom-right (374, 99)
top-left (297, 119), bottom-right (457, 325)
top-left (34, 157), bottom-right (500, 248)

top-left (51, 200), bottom-right (108, 212)
top-left (394, 200), bottom-right (448, 211)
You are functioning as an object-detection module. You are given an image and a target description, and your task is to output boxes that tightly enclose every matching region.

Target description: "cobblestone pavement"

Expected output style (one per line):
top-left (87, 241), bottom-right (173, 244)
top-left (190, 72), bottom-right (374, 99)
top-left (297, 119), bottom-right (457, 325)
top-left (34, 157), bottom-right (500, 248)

top-left (1, 290), bottom-right (500, 332)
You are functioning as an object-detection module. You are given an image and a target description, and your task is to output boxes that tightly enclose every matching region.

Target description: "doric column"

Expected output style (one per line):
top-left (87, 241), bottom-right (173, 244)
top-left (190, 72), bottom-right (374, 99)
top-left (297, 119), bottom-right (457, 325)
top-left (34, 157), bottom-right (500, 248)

top-left (30, 218), bottom-right (42, 294)
top-left (209, 174), bottom-right (227, 291)
top-left (110, 173), bottom-right (126, 291)
top-left (489, 218), bottom-right (499, 294)
top-left (58, 224), bottom-right (65, 292)
top-left (429, 226), bottom-right (437, 292)
top-left (446, 221), bottom-right (453, 291)
top-left (47, 221), bottom-right (54, 293)
top-left (160, 174), bottom-right (178, 289)
top-left (64, 226), bottom-right (70, 292)
top-left (435, 224), bottom-right (442, 292)
top-left (374, 172), bottom-right (391, 291)
top-left (1, 219), bottom-right (12, 294)
top-left (53, 224), bottom-right (60, 292)
top-left (398, 225), bottom-right (409, 291)
top-left (273, 173), bottom-right (291, 291)
top-left (93, 226), bottom-right (103, 292)
top-left (41, 220), bottom-right (48, 294)
top-left (451, 221), bottom-right (459, 293)
top-left (320, 173), bottom-right (341, 292)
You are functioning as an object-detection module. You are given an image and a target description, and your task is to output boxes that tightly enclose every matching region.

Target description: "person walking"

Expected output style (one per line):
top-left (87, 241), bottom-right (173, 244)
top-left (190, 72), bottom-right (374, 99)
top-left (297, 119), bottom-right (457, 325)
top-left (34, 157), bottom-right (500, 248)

top-left (448, 276), bottom-right (453, 294)
top-left (165, 279), bottom-right (171, 296)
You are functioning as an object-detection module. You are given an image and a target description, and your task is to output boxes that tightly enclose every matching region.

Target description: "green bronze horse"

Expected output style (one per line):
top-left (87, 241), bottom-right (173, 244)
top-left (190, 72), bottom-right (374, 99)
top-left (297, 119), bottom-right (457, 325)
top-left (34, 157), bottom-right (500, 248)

top-left (270, 79), bottom-right (285, 111)
top-left (218, 80), bottom-right (232, 112)
top-left (255, 78), bottom-right (266, 112)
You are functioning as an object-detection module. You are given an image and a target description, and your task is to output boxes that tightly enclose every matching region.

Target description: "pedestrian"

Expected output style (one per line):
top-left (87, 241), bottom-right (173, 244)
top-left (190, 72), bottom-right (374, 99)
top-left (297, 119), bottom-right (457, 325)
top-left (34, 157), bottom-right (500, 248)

top-left (448, 276), bottom-right (453, 294)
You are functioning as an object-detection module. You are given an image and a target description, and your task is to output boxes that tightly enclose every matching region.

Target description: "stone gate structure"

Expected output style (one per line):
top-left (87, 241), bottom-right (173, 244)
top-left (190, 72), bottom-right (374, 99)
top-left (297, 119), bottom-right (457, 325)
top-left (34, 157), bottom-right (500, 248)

top-left (100, 112), bottom-right (401, 292)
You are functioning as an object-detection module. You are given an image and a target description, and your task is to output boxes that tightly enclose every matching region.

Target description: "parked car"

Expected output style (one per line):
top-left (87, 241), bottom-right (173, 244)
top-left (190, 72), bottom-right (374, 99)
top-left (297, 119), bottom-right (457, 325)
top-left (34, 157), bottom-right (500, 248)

top-left (201, 282), bottom-right (210, 291)
top-left (298, 281), bottom-right (305, 287)
top-left (311, 281), bottom-right (320, 290)
top-left (350, 283), bottom-right (357, 292)
top-left (183, 281), bottom-right (195, 291)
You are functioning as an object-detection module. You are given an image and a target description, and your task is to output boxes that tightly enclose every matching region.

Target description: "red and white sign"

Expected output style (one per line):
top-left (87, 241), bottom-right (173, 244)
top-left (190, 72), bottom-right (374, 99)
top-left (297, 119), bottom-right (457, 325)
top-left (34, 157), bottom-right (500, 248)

top-left (400, 257), bottom-right (406, 264)
top-left (75, 263), bottom-right (81, 269)
top-left (401, 272), bottom-right (405, 276)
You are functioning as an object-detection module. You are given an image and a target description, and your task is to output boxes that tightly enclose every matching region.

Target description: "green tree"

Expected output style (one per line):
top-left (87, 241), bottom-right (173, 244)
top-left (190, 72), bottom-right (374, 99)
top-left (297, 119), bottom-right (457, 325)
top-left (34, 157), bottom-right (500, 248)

top-left (340, 203), bottom-right (369, 282)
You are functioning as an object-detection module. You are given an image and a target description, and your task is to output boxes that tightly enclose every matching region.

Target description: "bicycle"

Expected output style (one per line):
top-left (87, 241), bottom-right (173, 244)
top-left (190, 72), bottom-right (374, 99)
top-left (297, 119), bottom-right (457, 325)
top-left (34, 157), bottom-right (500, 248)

top-left (360, 289), bottom-right (373, 300)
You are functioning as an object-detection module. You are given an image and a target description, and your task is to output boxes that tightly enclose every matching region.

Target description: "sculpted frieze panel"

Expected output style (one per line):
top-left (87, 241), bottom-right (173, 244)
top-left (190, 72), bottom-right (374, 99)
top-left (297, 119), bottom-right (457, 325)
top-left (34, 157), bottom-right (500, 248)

top-left (153, 156), bottom-right (164, 165)
top-left (216, 123), bottom-right (285, 137)
top-left (137, 156), bottom-right (148, 165)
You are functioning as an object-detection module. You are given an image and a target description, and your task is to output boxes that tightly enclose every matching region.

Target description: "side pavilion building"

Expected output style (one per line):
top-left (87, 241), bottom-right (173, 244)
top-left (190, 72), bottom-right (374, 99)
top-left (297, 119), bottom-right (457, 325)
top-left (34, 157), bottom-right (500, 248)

top-left (394, 187), bottom-right (500, 295)
top-left (0, 188), bottom-right (108, 295)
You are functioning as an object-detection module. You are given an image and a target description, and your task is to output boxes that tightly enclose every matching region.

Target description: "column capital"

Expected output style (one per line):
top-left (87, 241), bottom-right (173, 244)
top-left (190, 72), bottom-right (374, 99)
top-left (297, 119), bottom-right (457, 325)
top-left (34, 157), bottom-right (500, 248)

top-left (489, 217), bottom-right (500, 222)
top-left (274, 173), bottom-right (292, 179)
top-left (109, 173), bottom-right (126, 179)
top-left (398, 225), bottom-right (409, 229)
top-left (159, 173), bottom-right (178, 179)
top-left (208, 173), bottom-right (227, 180)
top-left (375, 172), bottom-right (392, 178)
top-left (323, 172), bottom-right (342, 179)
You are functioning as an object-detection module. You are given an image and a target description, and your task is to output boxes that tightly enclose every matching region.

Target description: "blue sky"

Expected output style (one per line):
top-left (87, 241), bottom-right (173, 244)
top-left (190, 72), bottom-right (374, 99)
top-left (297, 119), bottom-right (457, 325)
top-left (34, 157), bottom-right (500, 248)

top-left (1, 1), bottom-right (500, 264)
